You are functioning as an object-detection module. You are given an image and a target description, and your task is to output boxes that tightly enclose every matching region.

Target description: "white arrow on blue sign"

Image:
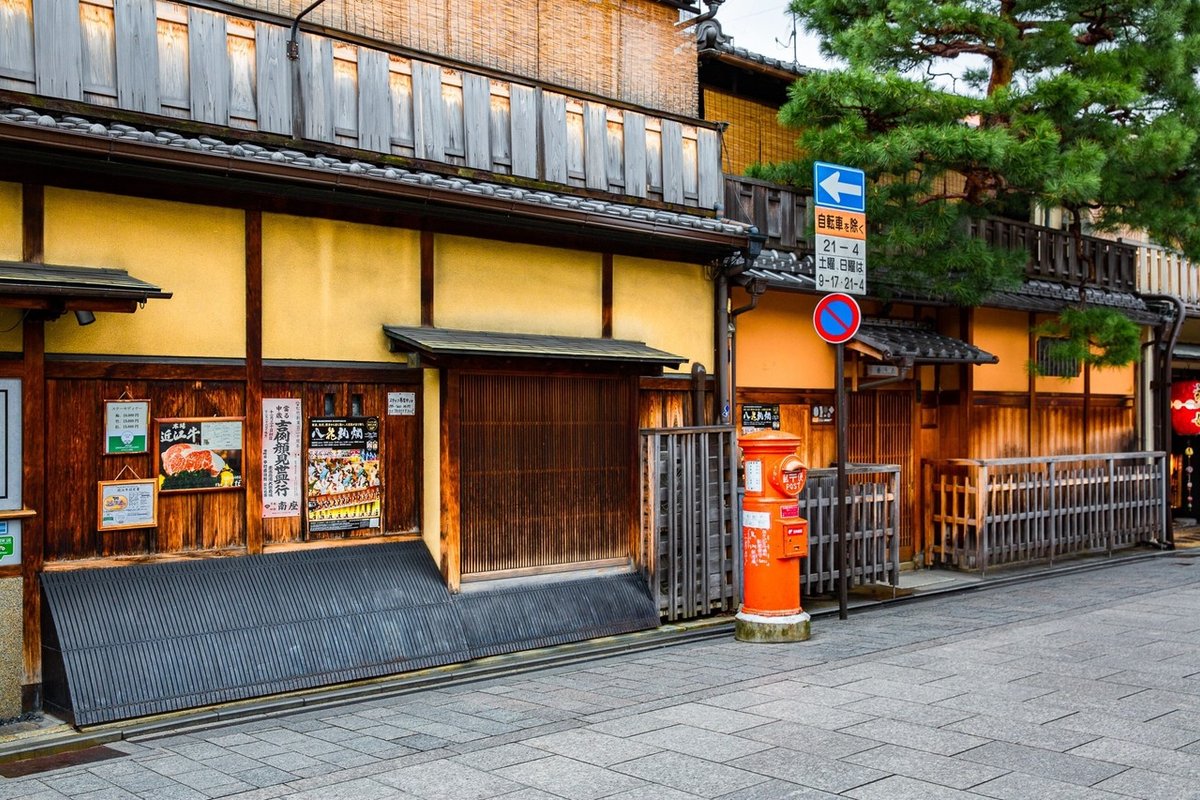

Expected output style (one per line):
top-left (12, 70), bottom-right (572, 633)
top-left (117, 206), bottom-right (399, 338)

top-left (813, 161), bottom-right (866, 213)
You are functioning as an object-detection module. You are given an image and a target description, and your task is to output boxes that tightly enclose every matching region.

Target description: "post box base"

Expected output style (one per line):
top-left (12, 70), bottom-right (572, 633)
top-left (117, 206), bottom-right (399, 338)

top-left (734, 610), bottom-right (811, 643)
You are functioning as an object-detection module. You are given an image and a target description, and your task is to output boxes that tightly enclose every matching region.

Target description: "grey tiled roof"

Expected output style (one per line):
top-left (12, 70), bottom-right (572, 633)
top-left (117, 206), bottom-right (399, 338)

top-left (383, 326), bottom-right (685, 366)
top-left (0, 259), bottom-right (170, 301)
top-left (698, 42), bottom-right (815, 77)
top-left (855, 319), bottom-right (998, 365)
top-left (0, 107), bottom-right (747, 238)
top-left (738, 252), bottom-right (1166, 322)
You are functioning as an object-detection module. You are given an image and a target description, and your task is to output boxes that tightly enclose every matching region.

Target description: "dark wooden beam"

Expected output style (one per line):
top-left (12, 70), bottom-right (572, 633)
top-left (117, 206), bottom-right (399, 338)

top-left (22, 184), bottom-right (42, 264)
top-left (421, 231), bottom-right (434, 327)
top-left (20, 317), bottom-right (44, 712)
top-left (244, 210), bottom-right (263, 555)
top-left (440, 369), bottom-right (461, 593)
top-left (602, 253), bottom-right (613, 338)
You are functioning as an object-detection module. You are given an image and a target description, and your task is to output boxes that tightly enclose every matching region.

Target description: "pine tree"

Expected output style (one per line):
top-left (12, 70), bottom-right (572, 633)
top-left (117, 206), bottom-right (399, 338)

top-left (755, 1), bottom-right (1200, 366)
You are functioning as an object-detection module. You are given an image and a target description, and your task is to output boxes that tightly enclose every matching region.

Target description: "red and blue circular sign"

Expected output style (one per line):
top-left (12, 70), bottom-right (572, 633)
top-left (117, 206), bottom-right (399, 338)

top-left (813, 293), bottom-right (862, 345)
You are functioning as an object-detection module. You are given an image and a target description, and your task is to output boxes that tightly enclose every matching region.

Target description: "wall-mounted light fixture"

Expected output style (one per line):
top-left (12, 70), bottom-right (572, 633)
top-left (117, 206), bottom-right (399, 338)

top-left (74, 310), bottom-right (96, 326)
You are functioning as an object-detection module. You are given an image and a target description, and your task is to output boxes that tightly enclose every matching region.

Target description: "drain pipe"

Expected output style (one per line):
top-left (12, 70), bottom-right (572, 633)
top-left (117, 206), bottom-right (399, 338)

top-left (287, 0), bottom-right (332, 141)
top-left (728, 277), bottom-right (768, 425)
top-left (1142, 293), bottom-right (1185, 549)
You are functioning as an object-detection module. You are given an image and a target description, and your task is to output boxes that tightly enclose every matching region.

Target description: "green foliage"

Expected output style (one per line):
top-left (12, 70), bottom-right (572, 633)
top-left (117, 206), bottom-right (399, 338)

top-left (1032, 307), bottom-right (1143, 375)
top-left (767, 0), bottom-right (1200, 365)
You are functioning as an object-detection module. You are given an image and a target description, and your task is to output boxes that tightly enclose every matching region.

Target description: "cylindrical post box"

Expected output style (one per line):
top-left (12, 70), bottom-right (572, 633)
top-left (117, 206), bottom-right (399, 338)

top-left (737, 429), bottom-right (811, 642)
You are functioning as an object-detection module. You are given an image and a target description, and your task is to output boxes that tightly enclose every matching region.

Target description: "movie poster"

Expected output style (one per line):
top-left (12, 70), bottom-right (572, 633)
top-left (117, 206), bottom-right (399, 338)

top-left (306, 416), bottom-right (382, 533)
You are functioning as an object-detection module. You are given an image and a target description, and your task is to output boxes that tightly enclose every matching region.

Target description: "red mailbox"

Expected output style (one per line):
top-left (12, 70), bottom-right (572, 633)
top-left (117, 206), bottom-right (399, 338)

top-left (737, 429), bottom-right (811, 642)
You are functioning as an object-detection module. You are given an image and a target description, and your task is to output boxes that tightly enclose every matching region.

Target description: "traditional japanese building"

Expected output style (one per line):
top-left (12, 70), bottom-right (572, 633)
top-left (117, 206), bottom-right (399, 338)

top-left (0, 0), bottom-right (749, 724)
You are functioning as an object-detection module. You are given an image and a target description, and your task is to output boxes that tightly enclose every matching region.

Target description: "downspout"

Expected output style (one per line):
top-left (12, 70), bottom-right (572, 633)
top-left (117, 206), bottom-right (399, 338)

top-left (1142, 293), bottom-right (1185, 548)
top-left (728, 279), bottom-right (766, 426)
top-left (287, 0), bottom-right (332, 141)
top-left (716, 271), bottom-right (730, 423)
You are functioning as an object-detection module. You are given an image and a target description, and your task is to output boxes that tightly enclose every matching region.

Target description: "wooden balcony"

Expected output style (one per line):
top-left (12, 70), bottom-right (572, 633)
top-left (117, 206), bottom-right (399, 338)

top-left (0, 0), bottom-right (722, 211)
top-left (1138, 242), bottom-right (1200, 308)
top-left (724, 175), bottom-right (1141, 294)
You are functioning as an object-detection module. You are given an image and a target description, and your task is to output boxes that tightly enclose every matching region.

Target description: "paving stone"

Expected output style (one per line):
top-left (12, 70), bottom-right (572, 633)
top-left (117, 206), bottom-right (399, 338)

top-left (229, 765), bottom-right (295, 788)
top-left (448, 742), bottom-right (545, 771)
top-left (70, 788), bottom-right (140, 800)
top-left (43, 772), bottom-right (117, 794)
top-left (629, 724), bottom-right (771, 762)
top-left (1091, 767), bottom-right (1200, 799)
top-left (737, 720), bottom-right (878, 759)
top-left (283, 777), bottom-right (415, 800)
top-left (838, 717), bottom-right (989, 756)
top-left (844, 743), bottom-right (1008, 790)
top-left (602, 786), bottom-right (705, 800)
top-left (644, 704), bottom-right (775, 734)
top-left (198, 753), bottom-right (262, 775)
top-left (844, 774), bottom-right (1010, 799)
top-left (614, 750), bottom-right (765, 798)
top-left (837, 696), bottom-right (973, 728)
top-left (741, 698), bottom-right (875, 730)
top-left (969, 771), bottom-right (1129, 800)
top-left (956, 740), bottom-right (1127, 785)
top-left (934, 692), bottom-right (1075, 724)
top-left (727, 747), bottom-right (887, 794)
top-left (1067, 736), bottom-right (1200, 778)
top-left (714, 780), bottom-right (842, 800)
top-left (1047, 710), bottom-right (1200, 750)
top-left (838, 678), bottom-right (965, 705)
top-left (376, 758), bottom-right (521, 799)
top-left (133, 784), bottom-right (208, 800)
top-left (523, 728), bottom-right (659, 766)
top-left (494, 754), bottom-right (646, 799)
top-left (943, 713), bottom-right (1099, 752)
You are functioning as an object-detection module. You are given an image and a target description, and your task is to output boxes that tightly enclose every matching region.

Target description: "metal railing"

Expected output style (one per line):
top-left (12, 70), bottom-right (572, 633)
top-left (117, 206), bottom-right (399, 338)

top-left (925, 452), bottom-right (1166, 573)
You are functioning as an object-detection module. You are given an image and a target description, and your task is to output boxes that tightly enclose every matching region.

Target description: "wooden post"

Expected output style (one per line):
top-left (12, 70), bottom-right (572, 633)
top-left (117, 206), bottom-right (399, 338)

top-left (420, 231), bottom-right (434, 327)
top-left (440, 369), bottom-right (461, 592)
top-left (20, 317), bottom-right (44, 712)
top-left (244, 209), bottom-right (263, 554)
top-left (602, 253), bottom-right (613, 339)
top-left (976, 463), bottom-right (989, 576)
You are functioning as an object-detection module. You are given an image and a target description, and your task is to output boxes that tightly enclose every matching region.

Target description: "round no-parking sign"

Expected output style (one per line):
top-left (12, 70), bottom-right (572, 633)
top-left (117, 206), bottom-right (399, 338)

top-left (813, 293), bottom-right (862, 345)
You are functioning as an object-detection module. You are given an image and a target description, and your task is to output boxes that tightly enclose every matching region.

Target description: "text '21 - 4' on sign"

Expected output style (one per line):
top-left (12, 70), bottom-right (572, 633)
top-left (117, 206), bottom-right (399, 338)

top-left (813, 162), bottom-right (867, 296)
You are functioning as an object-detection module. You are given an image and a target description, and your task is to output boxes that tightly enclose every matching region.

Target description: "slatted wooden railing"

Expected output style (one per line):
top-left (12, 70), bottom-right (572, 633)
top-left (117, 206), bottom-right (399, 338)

top-left (799, 465), bottom-right (901, 594)
top-left (925, 452), bottom-right (1166, 573)
top-left (1137, 242), bottom-right (1200, 308)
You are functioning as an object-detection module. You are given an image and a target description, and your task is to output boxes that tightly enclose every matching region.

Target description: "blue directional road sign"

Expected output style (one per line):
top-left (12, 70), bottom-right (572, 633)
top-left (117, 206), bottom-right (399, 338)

top-left (813, 161), bottom-right (866, 213)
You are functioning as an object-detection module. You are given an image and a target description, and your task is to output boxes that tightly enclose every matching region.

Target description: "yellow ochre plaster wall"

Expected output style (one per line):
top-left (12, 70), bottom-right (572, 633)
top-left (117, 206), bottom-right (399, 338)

top-left (0, 183), bottom-right (20, 261)
top-left (735, 291), bottom-right (835, 389)
top-left (43, 189), bottom-right (245, 357)
top-left (613, 256), bottom-right (712, 373)
top-left (435, 236), bottom-right (601, 338)
top-left (262, 215), bottom-right (420, 362)
top-left (972, 308), bottom-right (1029, 393)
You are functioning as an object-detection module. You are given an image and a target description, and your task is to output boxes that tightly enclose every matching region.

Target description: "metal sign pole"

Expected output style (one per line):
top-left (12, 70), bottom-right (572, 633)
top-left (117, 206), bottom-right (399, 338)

top-left (836, 342), bottom-right (848, 620)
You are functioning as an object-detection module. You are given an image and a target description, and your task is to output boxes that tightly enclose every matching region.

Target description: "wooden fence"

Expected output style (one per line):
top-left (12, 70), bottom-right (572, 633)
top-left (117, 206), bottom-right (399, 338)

top-left (925, 452), bottom-right (1166, 573)
top-left (798, 465), bottom-right (901, 595)
top-left (641, 426), bottom-right (739, 622)
top-left (0, 0), bottom-right (721, 209)
top-left (641, 426), bottom-right (900, 621)
top-left (1137, 241), bottom-right (1200, 308)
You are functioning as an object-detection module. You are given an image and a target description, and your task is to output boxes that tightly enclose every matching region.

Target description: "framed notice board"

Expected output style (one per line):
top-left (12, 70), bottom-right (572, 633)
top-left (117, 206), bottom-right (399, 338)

top-left (156, 417), bottom-right (245, 492)
top-left (97, 479), bottom-right (158, 531)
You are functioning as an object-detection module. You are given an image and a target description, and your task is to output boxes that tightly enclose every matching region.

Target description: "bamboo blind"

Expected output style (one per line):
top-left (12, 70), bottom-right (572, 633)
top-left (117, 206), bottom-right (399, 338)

top-left (702, 89), bottom-right (796, 175)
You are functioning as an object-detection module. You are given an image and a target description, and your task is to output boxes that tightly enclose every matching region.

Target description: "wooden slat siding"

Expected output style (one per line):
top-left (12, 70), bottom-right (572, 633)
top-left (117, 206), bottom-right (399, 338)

top-left (300, 33), bottom-right (333, 142)
top-left (244, 209), bottom-right (263, 554)
top-left (681, 126), bottom-right (698, 200)
top-left (356, 46), bottom-right (390, 153)
top-left (33, 0), bottom-right (82, 100)
top-left (660, 119), bottom-right (684, 205)
top-left (226, 19), bottom-right (255, 127)
top-left (441, 71), bottom-right (464, 161)
top-left (255, 22), bottom-right (290, 135)
top-left (0, 0), bottom-right (35, 89)
top-left (541, 91), bottom-right (568, 185)
top-left (584, 102), bottom-right (608, 191)
top-left (156, 4), bottom-right (188, 115)
top-left (460, 374), bottom-right (632, 576)
top-left (623, 111), bottom-right (647, 199)
top-left (509, 84), bottom-right (537, 178)
top-left (697, 128), bottom-right (721, 212)
top-left (411, 60), bottom-right (444, 162)
top-left (78, 1), bottom-right (113, 103)
top-left (187, 7), bottom-right (228, 125)
top-left (604, 109), bottom-right (623, 189)
top-left (387, 57), bottom-right (414, 152)
top-left (114, 0), bottom-right (157, 113)
top-left (440, 369), bottom-right (460, 590)
top-left (462, 72), bottom-right (490, 170)
top-left (331, 44), bottom-right (358, 142)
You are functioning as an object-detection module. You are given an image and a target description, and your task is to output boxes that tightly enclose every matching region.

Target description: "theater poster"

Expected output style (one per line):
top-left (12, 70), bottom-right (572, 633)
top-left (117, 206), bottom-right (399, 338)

top-left (306, 416), bottom-right (382, 533)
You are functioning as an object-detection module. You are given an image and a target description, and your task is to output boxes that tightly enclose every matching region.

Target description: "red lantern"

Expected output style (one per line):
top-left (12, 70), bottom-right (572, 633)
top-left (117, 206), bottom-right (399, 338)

top-left (1171, 382), bottom-right (1200, 436)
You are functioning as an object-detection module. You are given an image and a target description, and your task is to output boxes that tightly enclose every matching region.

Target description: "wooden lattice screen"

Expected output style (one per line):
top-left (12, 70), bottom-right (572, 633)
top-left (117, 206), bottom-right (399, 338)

top-left (459, 373), bottom-right (635, 576)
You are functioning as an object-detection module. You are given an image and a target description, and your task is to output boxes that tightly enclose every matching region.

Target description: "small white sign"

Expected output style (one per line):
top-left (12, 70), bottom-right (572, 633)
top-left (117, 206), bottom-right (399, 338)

top-left (742, 510), bottom-right (772, 530)
top-left (744, 460), bottom-right (763, 493)
top-left (815, 234), bottom-right (867, 295)
top-left (0, 520), bottom-right (18, 568)
top-left (387, 392), bottom-right (416, 416)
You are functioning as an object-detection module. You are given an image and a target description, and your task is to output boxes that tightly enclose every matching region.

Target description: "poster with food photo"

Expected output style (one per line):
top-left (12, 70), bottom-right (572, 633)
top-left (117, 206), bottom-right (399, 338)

top-left (306, 416), bottom-right (382, 533)
top-left (156, 417), bottom-right (245, 492)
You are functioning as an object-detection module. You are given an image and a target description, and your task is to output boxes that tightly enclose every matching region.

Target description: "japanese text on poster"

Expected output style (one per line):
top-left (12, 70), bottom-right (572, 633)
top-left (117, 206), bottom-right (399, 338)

top-left (306, 417), bottom-right (382, 533)
top-left (156, 418), bottom-right (245, 492)
top-left (262, 399), bottom-right (302, 518)
top-left (104, 400), bottom-right (150, 454)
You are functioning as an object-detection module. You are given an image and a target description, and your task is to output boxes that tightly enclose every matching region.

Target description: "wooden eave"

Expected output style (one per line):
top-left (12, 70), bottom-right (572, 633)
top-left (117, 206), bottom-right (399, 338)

top-left (0, 259), bottom-right (170, 313)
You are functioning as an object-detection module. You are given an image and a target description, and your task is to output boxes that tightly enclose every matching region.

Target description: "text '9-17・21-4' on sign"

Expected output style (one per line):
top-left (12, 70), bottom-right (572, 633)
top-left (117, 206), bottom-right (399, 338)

top-left (813, 162), bottom-right (867, 296)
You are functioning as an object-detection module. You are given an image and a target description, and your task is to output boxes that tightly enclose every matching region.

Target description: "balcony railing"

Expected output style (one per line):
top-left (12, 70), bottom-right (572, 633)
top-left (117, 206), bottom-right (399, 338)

top-left (1138, 242), bottom-right (1200, 308)
top-left (724, 175), bottom-right (1140, 294)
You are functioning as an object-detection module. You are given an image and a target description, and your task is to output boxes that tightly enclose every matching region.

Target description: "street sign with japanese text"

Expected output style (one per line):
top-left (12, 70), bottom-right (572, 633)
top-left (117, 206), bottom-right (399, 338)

top-left (813, 162), bottom-right (868, 295)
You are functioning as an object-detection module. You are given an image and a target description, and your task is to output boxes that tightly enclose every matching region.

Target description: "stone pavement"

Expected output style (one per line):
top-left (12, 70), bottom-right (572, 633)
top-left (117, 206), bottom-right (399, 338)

top-left (3, 554), bottom-right (1200, 799)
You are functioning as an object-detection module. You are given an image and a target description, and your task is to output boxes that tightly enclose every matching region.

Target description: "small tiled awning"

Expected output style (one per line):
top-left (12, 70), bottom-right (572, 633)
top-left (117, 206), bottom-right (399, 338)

top-left (1174, 343), bottom-right (1200, 361)
top-left (383, 325), bottom-right (685, 369)
top-left (0, 260), bottom-right (171, 309)
top-left (851, 319), bottom-right (998, 366)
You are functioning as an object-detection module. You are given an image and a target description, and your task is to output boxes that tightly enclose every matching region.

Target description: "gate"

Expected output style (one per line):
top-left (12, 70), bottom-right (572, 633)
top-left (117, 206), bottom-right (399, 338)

top-left (640, 427), bottom-right (738, 621)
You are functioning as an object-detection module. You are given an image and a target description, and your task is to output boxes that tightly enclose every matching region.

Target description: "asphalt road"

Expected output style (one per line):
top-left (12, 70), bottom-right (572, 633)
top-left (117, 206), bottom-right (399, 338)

top-left (4, 554), bottom-right (1200, 799)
